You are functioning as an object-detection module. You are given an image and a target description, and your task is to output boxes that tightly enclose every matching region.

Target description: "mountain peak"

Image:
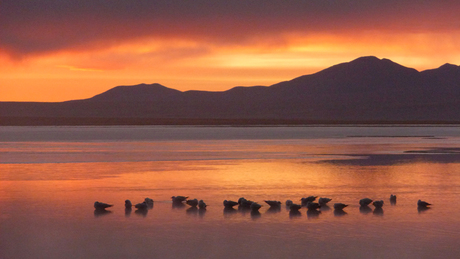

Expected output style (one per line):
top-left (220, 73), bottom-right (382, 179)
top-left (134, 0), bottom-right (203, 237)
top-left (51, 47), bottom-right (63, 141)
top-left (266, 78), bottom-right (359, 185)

top-left (307, 55), bottom-right (418, 81)
top-left (352, 56), bottom-right (381, 62)
top-left (438, 63), bottom-right (459, 70)
top-left (88, 83), bottom-right (182, 102)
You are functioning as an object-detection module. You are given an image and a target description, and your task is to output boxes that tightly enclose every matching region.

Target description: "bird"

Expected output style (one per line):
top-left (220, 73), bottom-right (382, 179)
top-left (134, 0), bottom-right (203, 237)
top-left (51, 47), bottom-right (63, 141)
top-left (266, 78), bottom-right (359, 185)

top-left (318, 197), bottom-right (332, 206)
top-left (359, 198), bottom-right (373, 206)
top-left (289, 204), bottom-right (302, 212)
top-left (198, 200), bottom-right (207, 209)
top-left (390, 194), bottom-right (396, 202)
top-left (417, 200), bottom-right (431, 207)
top-left (238, 197), bottom-right (254, 207)
top-left (172, 196), bottom-right (188, 203)
top-left (250, 202), bottom-right (262, 212)
top-left (186, 198), bottom-right (199, 207)
top-left (135, 201), bottom-right (148, 210)
top-left (125, 200), bottom-right (133, 209)
top-left (301, 196), bottom-right (317, 206)
top-left (390, 194), bottom-right (397, 205)
top-left (223, 200), bottom-right (239, 208)
top-left (306, 201), bottom-right (321, 210)
top-left (333, 203), bottom-right (348, 210)
top-left (94, 201), bottom-right (113, 210)
top-left (264, 200), bottom-right (282, 208)
top-left (285, 200), bottom-right (293, 207)
top-left (144, 198), bottom-right (154, 208)
top-left (372, 200), bottom-right (384, 208)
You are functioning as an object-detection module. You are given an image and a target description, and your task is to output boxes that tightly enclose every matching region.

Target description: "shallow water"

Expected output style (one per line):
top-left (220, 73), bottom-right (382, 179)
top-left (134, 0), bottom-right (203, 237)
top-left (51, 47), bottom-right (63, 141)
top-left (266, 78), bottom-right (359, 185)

top-left (1, 126), bottom-right (459, 258)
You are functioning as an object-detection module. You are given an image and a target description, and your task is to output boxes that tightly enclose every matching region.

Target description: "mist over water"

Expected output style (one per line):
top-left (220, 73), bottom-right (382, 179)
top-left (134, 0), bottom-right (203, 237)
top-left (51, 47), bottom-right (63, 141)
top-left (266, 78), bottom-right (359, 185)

top-left (1, 126), bottom-right (459, 259)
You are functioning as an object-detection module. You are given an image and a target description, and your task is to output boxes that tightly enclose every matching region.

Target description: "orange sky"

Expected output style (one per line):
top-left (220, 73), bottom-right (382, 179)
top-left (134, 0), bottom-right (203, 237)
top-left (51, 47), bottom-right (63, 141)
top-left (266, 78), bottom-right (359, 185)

top-left (1, 1), bottom-right (460, 102)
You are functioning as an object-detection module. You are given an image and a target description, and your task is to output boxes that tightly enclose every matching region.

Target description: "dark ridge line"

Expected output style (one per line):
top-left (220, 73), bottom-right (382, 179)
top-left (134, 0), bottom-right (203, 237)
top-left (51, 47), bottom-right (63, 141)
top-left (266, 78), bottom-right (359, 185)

top-left (1, 117), bottom-right (460, 126)
top-left (346, 135), bottom-right (436, 138)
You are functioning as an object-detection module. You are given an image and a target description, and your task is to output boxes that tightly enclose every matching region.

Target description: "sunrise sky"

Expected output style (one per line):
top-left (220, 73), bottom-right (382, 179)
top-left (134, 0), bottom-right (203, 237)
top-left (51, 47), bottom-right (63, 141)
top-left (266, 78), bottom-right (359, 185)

top-left (1, 0), bottom-right (460, 102)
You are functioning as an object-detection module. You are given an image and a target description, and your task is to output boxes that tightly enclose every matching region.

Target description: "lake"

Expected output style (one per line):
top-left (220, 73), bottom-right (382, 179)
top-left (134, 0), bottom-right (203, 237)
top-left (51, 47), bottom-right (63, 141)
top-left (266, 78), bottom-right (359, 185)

top-left (1, 126), bottom-right (459, 258)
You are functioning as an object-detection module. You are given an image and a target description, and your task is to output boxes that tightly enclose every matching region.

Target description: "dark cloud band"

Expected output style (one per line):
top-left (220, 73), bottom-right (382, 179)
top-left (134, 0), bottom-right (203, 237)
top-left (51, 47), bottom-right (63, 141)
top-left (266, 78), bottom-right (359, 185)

top-left (1, 0), bottom-right (458, 57)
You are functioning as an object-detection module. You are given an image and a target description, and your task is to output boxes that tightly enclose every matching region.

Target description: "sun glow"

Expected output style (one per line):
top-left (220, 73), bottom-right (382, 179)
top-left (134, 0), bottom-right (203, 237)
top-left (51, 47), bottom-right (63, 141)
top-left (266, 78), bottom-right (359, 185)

top-left (1, 29), bottom-right (460, 102)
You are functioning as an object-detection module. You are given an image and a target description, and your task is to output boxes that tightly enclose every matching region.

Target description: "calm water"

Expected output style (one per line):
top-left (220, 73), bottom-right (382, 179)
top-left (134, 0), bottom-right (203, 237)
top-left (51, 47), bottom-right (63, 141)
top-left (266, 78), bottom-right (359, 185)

top-left (1, 126), bottom-right (460, 259)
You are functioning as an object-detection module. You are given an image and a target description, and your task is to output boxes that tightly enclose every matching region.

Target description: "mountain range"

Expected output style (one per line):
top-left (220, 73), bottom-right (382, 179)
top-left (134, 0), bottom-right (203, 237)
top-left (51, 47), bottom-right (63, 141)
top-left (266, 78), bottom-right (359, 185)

top-left (1, 56), bottom-right (460, 125)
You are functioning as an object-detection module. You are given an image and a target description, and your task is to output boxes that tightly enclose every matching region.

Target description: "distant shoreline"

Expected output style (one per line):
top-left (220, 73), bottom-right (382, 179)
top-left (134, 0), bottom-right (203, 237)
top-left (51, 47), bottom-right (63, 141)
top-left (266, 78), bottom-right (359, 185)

top-left (1, 117), bottom-right (459, 126)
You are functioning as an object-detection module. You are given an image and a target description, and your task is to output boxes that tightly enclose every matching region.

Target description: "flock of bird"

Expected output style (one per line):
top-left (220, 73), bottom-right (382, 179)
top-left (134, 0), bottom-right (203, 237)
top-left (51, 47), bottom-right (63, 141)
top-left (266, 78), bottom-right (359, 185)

top-left (94, 194), bottom-right (432, 216)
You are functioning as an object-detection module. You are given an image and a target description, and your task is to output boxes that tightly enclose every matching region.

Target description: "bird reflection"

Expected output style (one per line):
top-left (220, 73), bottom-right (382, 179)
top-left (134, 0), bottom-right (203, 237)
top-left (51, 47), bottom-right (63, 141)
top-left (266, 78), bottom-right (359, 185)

top-left (223, 207), bottom-right (237, 215)
top-left (334, 209), bottom-right (347, 217)
top-left (289, 210), bottom-right (301, 218)
top-left (373, 207), bottom-right (384, 216)
top-left (266, 206), bottom-right (281, 214)
top-left (250, 210), bottom-right (261, 220)
top-left (94, 209), bottom-right (112, 217)
top-left (198, 208), bottom-right (206, 217)
top-left (359, 205), bottom-right (372, 215)
top-left (172, 202), bottom-right (186, 209)
top-left (125, 207), bottom-right (132, 217)
top-left (238, 205), bottom-right (251, 215)
top-left (186, 206), bottom-right (198, 215)
top-left (306, 209), bottom-right (321, 219)
top-left (417, 206), bottom-right (431, 214)
top-left (320, 204), bottom-right (331, 212)
top-left (135, 208), bottom-right (148, 217)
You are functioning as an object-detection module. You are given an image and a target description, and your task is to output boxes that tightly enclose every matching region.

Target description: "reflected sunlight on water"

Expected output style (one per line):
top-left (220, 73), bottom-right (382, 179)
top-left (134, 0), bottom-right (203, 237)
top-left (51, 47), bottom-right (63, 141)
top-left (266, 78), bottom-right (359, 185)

top-left (1, 126), bottom-right (460, 258)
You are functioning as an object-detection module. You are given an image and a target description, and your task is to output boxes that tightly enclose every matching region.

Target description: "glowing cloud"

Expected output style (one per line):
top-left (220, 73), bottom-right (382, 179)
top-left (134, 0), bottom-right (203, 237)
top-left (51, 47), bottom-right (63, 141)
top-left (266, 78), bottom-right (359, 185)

top-left (1, 1), bottom-right (459, 101)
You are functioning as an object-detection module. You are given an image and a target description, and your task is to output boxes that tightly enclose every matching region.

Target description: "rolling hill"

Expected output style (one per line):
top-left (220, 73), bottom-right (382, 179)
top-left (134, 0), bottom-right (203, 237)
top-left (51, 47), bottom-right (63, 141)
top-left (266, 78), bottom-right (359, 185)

top-left (1, 56), bottom-right (460, 125)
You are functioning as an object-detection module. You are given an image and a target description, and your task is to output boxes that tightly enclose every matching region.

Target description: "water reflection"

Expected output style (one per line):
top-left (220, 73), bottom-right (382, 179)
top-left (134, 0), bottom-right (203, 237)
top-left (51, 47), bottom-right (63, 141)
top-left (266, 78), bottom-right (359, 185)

top-left (373, 207), bottom-right (384, 216)
top-left (266, 206), bottom-right (281, 214)
top-left (172, 202), bottom-right (186, 209)
top-left (307, 209), bottom-right (321, 219)
top-left (334, 209), bottom-right (347, 217)
top-left (186, 206), bottom-right (198, 216)
top-left (289, 210), bottom-right (301, 218)
top-left (223, 207), bottom-right (237, 215)
top-left (198, 208), bottom-right (206, 217)
top-left (94, 209), bottom-right (112, 217)
top-left (238, 205), bottom-right (251, 215)
top-left (135, 208), bottom-right (148, 217)
top-left (250, 211), bottom-right (261, 220)
top-left (3, 127), bottom-right (460, 259)
top-left (359, 206), bottom-right (373, 215)
top-left (418, 206), bottom-right (431, 214)
top-left (125, 208), bottom-right (132, 217)
top-left (320, 204), bottom-right (331, 212)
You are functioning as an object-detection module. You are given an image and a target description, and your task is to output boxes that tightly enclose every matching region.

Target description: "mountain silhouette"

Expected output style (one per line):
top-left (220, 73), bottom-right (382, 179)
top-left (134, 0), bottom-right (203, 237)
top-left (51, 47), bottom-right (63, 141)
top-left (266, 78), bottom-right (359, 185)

top-left (1, 56), bottom-right (460, 125)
